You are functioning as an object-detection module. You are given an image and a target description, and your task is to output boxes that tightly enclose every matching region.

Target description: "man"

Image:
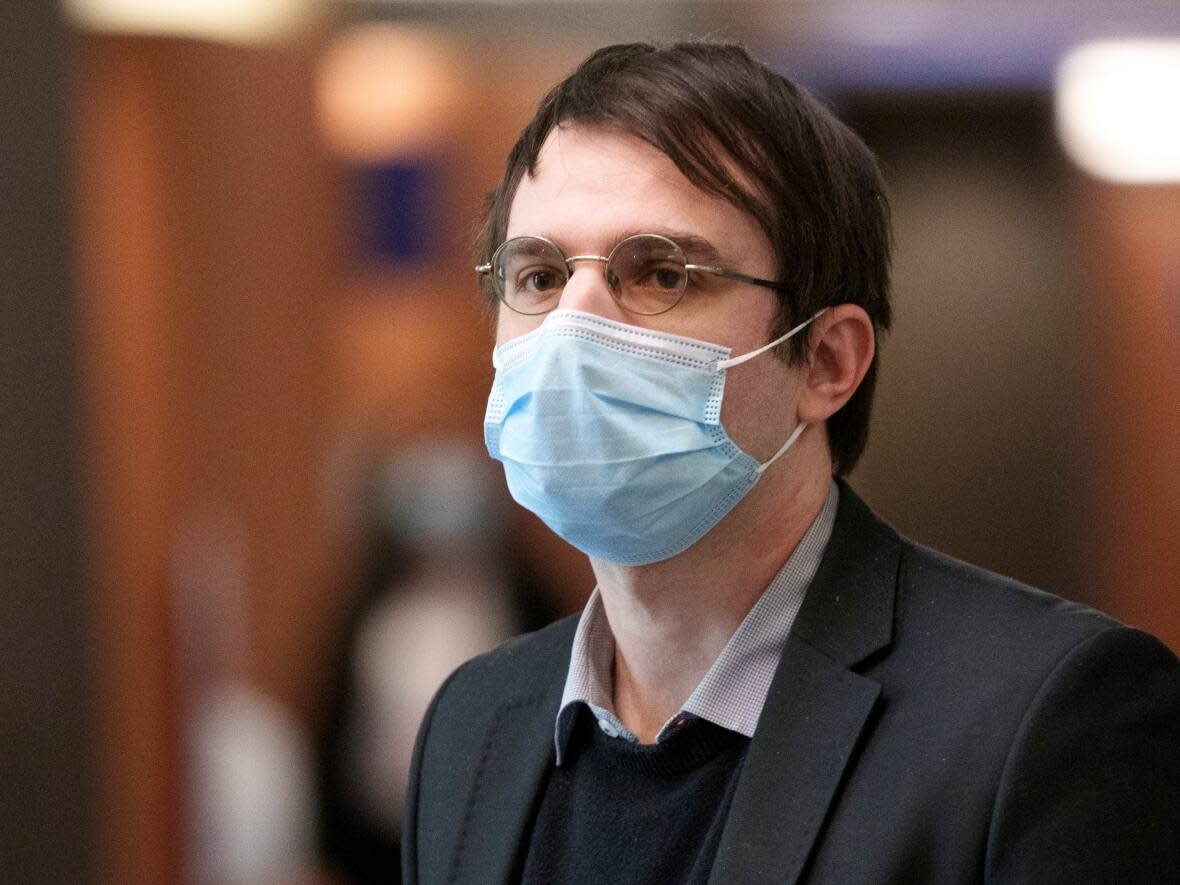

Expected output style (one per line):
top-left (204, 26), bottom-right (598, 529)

top-left (402, 42), bottom-right (1180, 885)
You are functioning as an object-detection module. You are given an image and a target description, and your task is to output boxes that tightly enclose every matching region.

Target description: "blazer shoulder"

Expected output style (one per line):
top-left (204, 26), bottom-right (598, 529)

top-left (893, 538), bottom-right (1137, 674)
top-left (433, 612), bottom-right (580, 713)
top-left (906, 539), bottom-right (1118, 626)
top-left (984, 619), bottom-right (1180, 881)
top-left (404, 614), bottom-right (579, 884)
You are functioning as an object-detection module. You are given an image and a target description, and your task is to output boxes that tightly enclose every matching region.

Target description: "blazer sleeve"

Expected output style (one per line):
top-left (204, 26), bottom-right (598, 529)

top-left (985, 626), bottom-right (1180, 884)
top-left (401, 666), bottom-right (461, 885)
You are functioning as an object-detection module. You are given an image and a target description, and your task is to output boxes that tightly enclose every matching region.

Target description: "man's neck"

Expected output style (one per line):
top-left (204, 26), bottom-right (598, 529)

top-left (589, 449), bottom-right (833, 742)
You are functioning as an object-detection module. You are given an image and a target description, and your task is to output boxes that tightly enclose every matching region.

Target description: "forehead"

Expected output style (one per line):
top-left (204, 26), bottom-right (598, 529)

top-left (505, 125), bottom-right (768, 258)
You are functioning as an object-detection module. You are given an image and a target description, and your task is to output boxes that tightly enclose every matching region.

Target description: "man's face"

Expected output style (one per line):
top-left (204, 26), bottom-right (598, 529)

top-left (497, 124), bottom-right (804, 463)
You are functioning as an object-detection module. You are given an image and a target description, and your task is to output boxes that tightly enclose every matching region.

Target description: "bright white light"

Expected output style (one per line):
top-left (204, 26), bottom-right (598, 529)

top-left (1056, 39), bottom-right (1180, 184)
top-left (64, 0), bottom-right (320, 44)
top-left (315, 24), bottom-right (462, 162)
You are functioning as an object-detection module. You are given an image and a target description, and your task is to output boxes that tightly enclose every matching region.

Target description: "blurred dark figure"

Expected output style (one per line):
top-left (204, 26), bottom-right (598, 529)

top-left (317, 441), bottom-right (555, 884)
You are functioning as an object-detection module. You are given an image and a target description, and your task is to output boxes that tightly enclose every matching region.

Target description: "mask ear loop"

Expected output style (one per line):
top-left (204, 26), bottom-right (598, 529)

top-left (756, 421), bottom-right (807, 474)
top-left (712, 308), bottom-right (827, 474)
top-left (714, 308), bottom-right (828, 371)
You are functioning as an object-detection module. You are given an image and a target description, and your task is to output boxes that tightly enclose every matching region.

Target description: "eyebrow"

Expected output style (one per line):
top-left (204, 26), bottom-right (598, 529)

top-left (605, 229), bottom-right (726, 266)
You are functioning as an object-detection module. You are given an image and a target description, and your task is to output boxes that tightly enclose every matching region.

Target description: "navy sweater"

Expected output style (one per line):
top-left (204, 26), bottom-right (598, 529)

top-left (520, 707), bottom-right (750, 884)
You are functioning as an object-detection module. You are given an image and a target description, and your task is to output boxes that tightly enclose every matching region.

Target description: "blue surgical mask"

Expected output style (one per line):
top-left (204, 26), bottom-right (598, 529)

top-left (484, 308), bottom-right (823, 565)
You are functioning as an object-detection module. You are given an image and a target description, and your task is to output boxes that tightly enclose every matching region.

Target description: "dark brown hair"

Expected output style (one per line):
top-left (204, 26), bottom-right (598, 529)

top-left (479, 41), bottom-right (892, 475)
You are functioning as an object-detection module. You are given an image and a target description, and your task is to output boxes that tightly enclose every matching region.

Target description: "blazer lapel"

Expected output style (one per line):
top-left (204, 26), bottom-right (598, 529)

top-left (709, 484), bottom-right (901, 885)
top-left (708, 638), bottom-right (881, 885)
top-left (447, 686), bottom-right (561, 885)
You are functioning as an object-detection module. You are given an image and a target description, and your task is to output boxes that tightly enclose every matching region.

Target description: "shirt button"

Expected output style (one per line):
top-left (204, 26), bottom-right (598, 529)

top-left (597, 718), bottom-right (620, 738)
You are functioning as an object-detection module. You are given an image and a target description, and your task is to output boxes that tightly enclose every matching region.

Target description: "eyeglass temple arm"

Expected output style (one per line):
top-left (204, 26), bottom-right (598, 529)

top-left (475, 263), bottom-right (492, 274)
top-left (686, 263), bottom-right (788, 292)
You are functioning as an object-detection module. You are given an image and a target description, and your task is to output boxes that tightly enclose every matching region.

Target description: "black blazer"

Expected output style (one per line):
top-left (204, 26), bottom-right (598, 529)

top-left (403, 486), bottom-right (1180, 884)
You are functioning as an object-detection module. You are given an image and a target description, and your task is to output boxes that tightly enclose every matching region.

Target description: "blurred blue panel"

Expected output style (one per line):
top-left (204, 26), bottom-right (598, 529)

top-left (766, 1), bottom-right (1180, 95)
top-left (773, 41), bottom-right (1057, 95)
top-left (357, 160), bottom-right (441, 265)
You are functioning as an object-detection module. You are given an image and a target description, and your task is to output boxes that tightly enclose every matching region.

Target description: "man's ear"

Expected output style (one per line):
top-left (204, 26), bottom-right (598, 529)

top-left (797, 305), bottom-right (875, 424)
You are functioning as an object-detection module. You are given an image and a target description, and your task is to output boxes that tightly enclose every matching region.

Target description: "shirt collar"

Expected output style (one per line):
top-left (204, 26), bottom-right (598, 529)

top-left (554, 480), bottom-right (840, 765)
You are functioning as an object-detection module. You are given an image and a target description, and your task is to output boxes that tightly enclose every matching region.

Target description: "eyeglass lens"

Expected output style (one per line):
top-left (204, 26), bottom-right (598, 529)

top-left (493, 235), bottom-right (688, 315)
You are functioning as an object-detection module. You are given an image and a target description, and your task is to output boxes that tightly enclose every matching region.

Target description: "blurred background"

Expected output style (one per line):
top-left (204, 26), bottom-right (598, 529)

top-left (3, 0), bottom-right (1179, 882)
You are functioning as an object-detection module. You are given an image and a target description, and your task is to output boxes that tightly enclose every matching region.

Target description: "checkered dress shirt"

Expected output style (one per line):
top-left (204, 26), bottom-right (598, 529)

top-left (554, 480), bottom-right (839, 765)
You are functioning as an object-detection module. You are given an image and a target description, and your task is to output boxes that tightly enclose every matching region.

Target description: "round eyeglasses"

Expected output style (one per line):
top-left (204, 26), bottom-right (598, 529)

top-left (476, 233), bottom-right (788, 316)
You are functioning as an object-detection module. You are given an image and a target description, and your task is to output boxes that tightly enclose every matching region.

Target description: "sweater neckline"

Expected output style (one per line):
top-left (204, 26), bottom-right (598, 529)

top-left (571, 707), bottom-right (749, 776)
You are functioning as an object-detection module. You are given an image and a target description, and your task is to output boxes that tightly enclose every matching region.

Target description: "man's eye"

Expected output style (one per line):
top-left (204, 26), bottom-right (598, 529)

top-left (654, 267), bottom-right (684, 289)
top-left (516, 267), bottom-right (565, 293)
top-left (631, 263), bottom-right (686, 291)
